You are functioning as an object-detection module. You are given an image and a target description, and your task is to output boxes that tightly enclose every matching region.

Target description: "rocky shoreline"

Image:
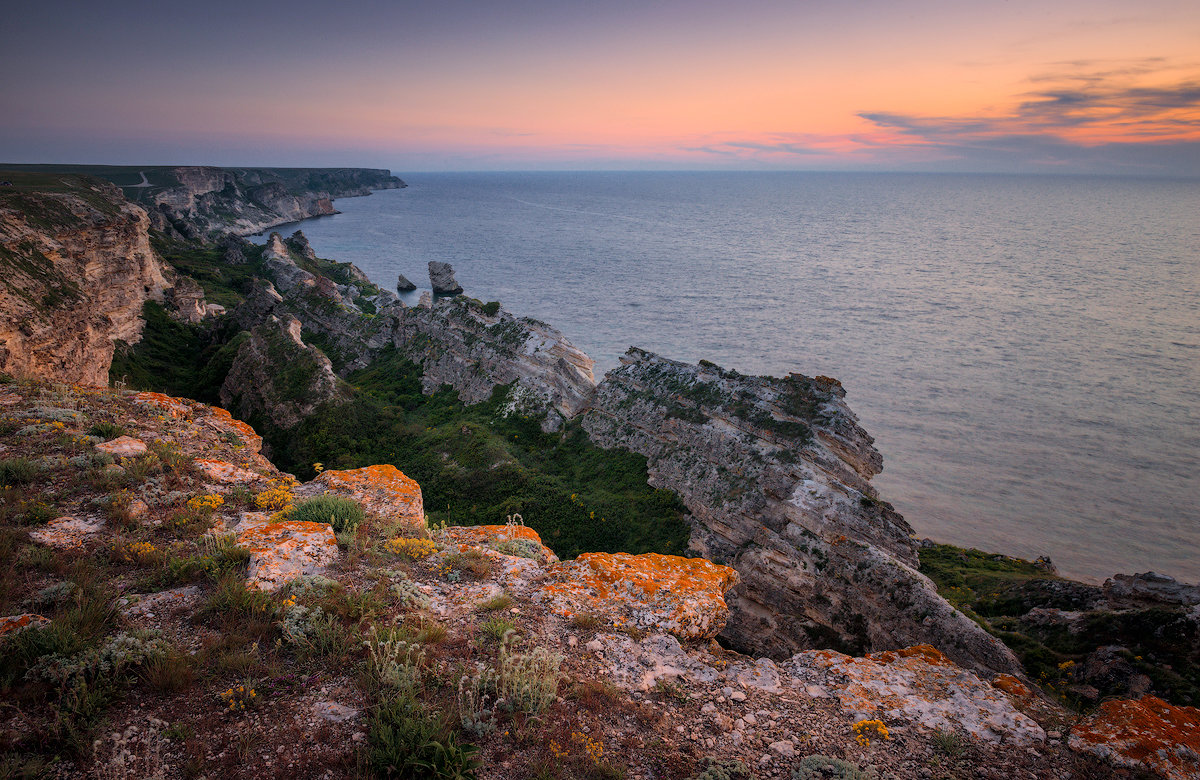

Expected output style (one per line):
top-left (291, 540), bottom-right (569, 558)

top-left (1, 166), bottom-right (1198, 778)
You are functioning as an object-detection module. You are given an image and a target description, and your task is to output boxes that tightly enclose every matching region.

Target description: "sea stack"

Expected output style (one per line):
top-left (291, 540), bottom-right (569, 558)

top-left (396, 273), bottom-right (417, 292)
top-left (428, 261), bottom-right (463, 295)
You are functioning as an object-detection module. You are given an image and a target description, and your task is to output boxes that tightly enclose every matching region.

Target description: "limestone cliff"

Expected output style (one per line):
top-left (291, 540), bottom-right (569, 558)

top-left (134, 166), bottom-right (404, 239)
top-left (0, 174), bottom-right (168, 385)
top-left (582, 348), bottom-right (1021, 675)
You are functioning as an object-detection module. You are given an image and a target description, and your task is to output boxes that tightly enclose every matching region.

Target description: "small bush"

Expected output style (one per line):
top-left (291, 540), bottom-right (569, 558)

top-left (87, 421), bottom-right (126, 439)
top-left (384, 536), bottom-right (438, 560)
top-left (368, 696), bottom-right (480, 780)
top-left (493, 538), bottom-right (543, 560)
top-left (365, 626), bottom-right (426, 696)
top-left (285, 495), bottom-right (364, 533)
top-left (692, 759), bottom-right (753, 780)
top-left (931, 727), bottom-right (967, 757)
top-left (498, 632), bottom-right (565, 714)
top-left (443, 549), bottom-right (493, 579)
top-left (0, 457), bottom-right (40, 487)
top-left (478, 593), bottom-right (512, 612)
top-left (142, 651), bottom-right (196, 692)
top-left (792, 756), bottom-right (878, 780)
top-left (479, 616), bottom-right (516, 642)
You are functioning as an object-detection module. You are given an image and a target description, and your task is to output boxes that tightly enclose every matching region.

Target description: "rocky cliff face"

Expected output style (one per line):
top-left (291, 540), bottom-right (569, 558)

top-left (582, 349), bottom-right (1021, 675)
top-left (220, 314), bottom-right (346, 431)
top-left (146, 166), bottom-right (404, 238)
top-left (0, 176), bottom-right (168, 385)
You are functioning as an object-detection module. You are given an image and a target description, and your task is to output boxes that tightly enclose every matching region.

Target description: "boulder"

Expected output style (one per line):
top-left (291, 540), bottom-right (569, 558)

top-left (301, 464), bottom-right (423, 528)
top-left (396, 273), bottom-right (417, 292)
top-left (95, 435), bottom-right (148, 457)
top-left (442, 524), bottom-right (557, 562)
top-left (236, 517), bottom-right (339, 592)
top-left (784, 645), bottom-right (1045, 746)
top-left (30, 515), bottom-right (106, 549)
top-left (194, 458), bottom-right (266, 485)
top-left (1069, 696), bottom-right (1200, 780)
top-left (428, 261), bottom-right (463, 295)
top-left (538, 552), bottom-right (739, 640)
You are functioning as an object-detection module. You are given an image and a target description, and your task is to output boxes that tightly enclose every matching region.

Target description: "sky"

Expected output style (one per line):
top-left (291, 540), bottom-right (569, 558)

top-left (3, 0), bottom-right (1199, 175)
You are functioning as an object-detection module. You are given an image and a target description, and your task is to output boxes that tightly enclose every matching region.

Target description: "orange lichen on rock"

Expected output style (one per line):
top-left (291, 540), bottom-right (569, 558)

top-left (992, 674), bottom-right (1033, 698)
top-left (303, 464), bottom-right (423, 528)
top-left (0, 613), bottom-right (50, 639)
top-left (785, 645), bottom-right (1045, 745)
top-left (538, 552), bottom-right (738, 640)
top-left (29, 515), bottom-right (106, 549)
top-left (235, 519), bottom-right (339, 592)
top-left (444, 525), bottom-right (557, 560)
top-left (206, 406), bottom-right (263, 452)
top-left (194, 458), bottom-right (266, 485)
top-left (131, 391), bottom-right (192, 419)
top-left (1068, 696), bottom-right (1200, 780)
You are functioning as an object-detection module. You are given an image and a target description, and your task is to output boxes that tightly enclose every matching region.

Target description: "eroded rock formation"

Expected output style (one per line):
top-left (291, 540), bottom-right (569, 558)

top-left (428, 261), bottom-right (463, 295)
top-left (0, 178), bottom-right (167, 384)
top-left (582, 348), bottom-right (1021, 675)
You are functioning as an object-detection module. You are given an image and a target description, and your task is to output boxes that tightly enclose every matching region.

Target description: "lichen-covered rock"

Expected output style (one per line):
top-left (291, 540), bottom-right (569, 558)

top-left (94, 435), bottom-right (147, 457)
top-left (131, 391), bottom-right (193, 420)
top-left (783, 645), bottom-right (1045, 746)
top-left (0, 613), bottom-right (51, 639)
top-left (236, 518), bottom-right (339, 592)
top-left (538, 552), bottom-right (738, 640)
top-left (302, 464), bottom-right (423, 528)
top-left (194, 458), bottom-right (266, 485)
top-left (428, 261), bottom-right (463, 295)
top-left (1068, 696), bottom-right (1200, 780)
top-left (442, 524), bottom-right (557, 562)
top-left (30, 515), bottom-right (106, 549)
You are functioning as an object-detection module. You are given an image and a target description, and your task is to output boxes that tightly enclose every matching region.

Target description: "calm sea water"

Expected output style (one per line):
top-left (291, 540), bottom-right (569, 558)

top-left (253, 172), bottom-right (1200, 583)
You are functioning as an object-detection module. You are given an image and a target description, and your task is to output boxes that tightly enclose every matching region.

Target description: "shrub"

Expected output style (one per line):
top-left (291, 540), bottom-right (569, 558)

top-left (0, 457), bottom-right (40, 487)
top-left (930, 727), bottom-right (967, 757)
top-left (392, 578), bottom-right (432, 611)
top-left (285, 495), bottom-right (364, 533)
top-left (456, 663), bottom-right (499, 738)
top-left (365, 626), bottom-right (426, 696)
top-left (479, 616), bottom-right (515, 643)
top-left (87, 421), bottom-right (126, 439)
top-left (384, 537), bottom-right (438, 560)
top-left (792, 756), bottom-right (878, 780)
top-left (492, 538), bottom-right (543, 560)
top-left (478, 593), bottom-right (512, 611)
top-left (141, 650), bottom-right (195, 692)
top-left (443, 549), bottom-right (492, 579)
top-left (497, 632), bottom-right (565, 714)
top-left (691, 760), bottom-right (753, 780)
top-left (368, 696), bottom-right (480, 780)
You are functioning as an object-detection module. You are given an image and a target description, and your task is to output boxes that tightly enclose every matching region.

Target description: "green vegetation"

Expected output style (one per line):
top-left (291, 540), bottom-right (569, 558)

top-left (266, 347), bottom-right (691, 560)
top-left (109, 301), bottom-right (246, 403)
top-left (151, 233), bottom-right (267, 309)
top-left (285, 495), bottom-right (366, 533)
top-left (921, 542), bottom-right (1200, 708)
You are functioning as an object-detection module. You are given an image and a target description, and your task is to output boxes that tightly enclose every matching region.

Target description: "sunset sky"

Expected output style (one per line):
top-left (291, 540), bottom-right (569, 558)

top-left (3, 0), bottom-right (1199, 174)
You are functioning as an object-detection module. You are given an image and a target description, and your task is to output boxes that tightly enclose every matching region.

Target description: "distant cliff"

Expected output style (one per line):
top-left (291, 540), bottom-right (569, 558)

top-left (0, 164), bottom-right (405, 240)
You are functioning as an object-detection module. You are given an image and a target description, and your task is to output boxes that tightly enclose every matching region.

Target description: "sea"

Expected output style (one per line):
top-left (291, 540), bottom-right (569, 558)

top-left (251, 171), bottom-right (1200, 584)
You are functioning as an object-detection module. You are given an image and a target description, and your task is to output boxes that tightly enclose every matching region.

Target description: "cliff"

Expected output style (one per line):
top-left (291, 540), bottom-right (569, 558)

top-left (0, 164), bottom-right (405, 239)
top-left (581, 349), bottom-right (1021, 675)
top-left (0, 172), bottom-right (168, 385)
top-left (145, 166), bottom-right (405, 238)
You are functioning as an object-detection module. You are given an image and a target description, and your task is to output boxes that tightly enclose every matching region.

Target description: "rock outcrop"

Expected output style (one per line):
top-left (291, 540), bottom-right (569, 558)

top-left (582, 348), bottom-right (1021, 675)
top-left (538, 552), bottom-right (739, 640)
top-left (220, 315), bottom-right (345, 431)
top-left (428, 261), bottom-right (463, 295)
top-left (396, 273), bottom-right (417, 292)
top-left (0, 175), bottom-right (167, 384)
top-left (235, 515), bottom-right (340, 592)
top-left (1069, 696), bottom-right (1200, 780)
top-left (298, 464), bottom-right (424, 530)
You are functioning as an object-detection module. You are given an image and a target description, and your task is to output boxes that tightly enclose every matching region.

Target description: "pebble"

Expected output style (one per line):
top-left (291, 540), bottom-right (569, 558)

top-left (701, 702), bottom-right (717, 714)
top-left (730, 690), bottom-right (747, 702)
top-left (768, 740), bottom-right (795, 758)
top-left (567, 635), bottom-right (578, 648)
top-left (586, 639), bottom-right (604, 653)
